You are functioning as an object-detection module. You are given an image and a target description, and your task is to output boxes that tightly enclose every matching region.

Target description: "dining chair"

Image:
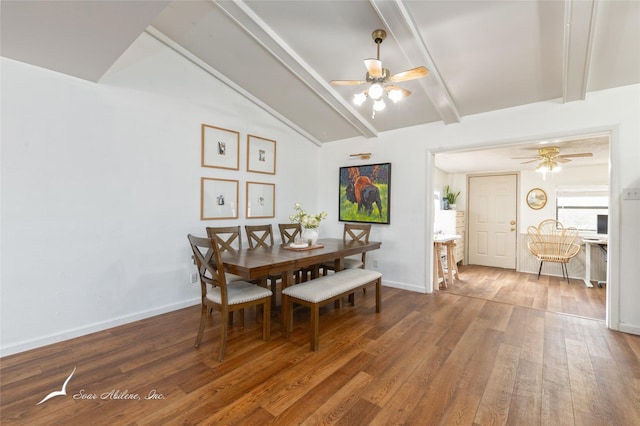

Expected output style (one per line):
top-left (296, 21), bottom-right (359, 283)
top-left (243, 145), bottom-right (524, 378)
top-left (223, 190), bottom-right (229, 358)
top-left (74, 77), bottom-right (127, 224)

top-left (245, 224), bottom-right (275, 249)
top-left (188, 234), bottom-right (272, 361)
top-left (278, 223), bottom-right (302, 245)
top-left (205, 226), bottom-right (245, 283)
top-left (245, 224), bottom-right (286, 308)
top-left (278, 223), bottom-right (309, 282)
top-left (321, 223), bottom-right (372, 275)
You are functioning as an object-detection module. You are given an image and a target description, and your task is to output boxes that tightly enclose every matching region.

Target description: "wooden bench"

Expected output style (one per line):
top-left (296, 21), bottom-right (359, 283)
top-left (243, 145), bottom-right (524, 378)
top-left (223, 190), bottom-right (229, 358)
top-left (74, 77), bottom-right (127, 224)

top-left (281, 268), bottom-right (382, 351)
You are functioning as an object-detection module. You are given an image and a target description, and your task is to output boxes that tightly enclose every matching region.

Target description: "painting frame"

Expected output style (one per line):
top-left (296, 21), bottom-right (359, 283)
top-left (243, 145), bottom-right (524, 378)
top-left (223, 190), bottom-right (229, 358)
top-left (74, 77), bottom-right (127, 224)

top-left (201, 124), bottom-right (240, 170)
top-left (526, 188), bottom-right (547, 210)
top-left (246, 181), bottom-right (275, 219)
top-left (201, 177), bottom-right (239, 220)
top-left (339, 162), bottom-right (391, 224)
top-left (247, 134), bottom-right (276, 175)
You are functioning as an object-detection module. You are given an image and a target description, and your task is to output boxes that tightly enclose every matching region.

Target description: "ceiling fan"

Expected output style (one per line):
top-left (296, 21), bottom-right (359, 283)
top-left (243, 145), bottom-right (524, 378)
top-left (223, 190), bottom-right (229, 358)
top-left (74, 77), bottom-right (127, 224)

top-left (513, 146), bottom-right (594, 164)
top-left (512, 146), bottom-right (593, 174)
top-left (329, 29), bottom-right (428, 116)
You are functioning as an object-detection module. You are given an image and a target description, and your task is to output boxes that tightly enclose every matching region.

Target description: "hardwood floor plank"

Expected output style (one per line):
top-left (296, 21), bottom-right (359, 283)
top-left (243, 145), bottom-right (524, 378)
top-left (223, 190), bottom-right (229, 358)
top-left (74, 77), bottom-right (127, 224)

top-left (507, 358), bottom-right (543, 425)
top-left (565, 337), bottom-right (609, 421)
top-left (300, 370), bottom-right (373, 425)
top-left (473, 343), bottom-right (521, 425)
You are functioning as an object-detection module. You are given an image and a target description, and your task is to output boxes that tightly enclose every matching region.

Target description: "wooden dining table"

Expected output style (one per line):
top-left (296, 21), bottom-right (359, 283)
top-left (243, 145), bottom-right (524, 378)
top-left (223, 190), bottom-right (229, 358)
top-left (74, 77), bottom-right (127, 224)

top-left (219, 237), bottom-right (382, 289)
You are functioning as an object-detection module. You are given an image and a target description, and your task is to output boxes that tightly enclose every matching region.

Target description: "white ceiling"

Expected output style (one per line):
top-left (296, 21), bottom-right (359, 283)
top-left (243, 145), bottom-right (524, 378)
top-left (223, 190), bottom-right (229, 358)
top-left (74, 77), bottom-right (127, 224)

top-left (1, 0), bottom-right (636, 170)
top-left (434, 133), bottom-right (610, 174)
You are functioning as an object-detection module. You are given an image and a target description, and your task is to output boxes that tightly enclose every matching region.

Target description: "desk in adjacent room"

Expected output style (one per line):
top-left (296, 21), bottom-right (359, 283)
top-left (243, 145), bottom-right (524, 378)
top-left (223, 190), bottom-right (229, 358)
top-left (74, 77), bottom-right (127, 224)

top-left (582, 236), bottom-right (608, 288)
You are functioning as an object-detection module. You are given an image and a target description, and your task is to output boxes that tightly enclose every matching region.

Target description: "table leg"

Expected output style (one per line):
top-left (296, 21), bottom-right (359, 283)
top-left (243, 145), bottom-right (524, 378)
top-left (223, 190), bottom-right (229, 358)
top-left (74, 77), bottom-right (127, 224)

top-left (435, 242), bottom-right (446, 288)
top-left (583, 242), bottom-right (594, 288)
top-left (433, 243), bottom-right (439, 287)
top-left (280, 269), bottom-right (296, 332)
top-left (446, 241), bottom-right (459, 282)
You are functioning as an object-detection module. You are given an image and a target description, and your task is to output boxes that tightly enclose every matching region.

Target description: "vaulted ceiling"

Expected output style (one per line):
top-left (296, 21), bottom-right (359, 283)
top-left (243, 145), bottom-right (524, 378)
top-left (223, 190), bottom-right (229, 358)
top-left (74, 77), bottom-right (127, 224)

top-left (2, 0), bottom-right (639, 150)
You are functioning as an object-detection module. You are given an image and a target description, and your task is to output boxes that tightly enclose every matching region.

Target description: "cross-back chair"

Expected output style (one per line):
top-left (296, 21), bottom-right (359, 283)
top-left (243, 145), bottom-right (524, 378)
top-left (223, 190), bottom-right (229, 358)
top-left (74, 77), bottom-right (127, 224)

top-left (245, 224), bottom-right (275, 249)
top-left (278, 223), bottom-right (302, 245)
top-left (278, 223), bottom-right (308, 282)
top-left (188, 234), bottom-right (271, 361)
top-left (205, 226), bottom-right (244, 283)
top-left (245, 224), bottom-right (286, 308)
top-left (527, 219), bottom-right (580, 283)
top-left (321, 223), bottom-right (372, 275)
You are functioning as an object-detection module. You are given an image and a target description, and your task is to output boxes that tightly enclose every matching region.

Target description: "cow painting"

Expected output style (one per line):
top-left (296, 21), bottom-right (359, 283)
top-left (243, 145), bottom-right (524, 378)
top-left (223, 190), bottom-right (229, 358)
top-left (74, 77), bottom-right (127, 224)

top-left (339, 163), bottom-right (391, 224)
top-left (345, 180), bottom-right (383, 217)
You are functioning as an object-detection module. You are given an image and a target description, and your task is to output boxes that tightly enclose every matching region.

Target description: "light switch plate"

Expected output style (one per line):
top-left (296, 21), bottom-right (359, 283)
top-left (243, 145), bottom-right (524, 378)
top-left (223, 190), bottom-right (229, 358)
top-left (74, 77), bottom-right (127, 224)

top-left (623, 187), bottom-right (640, 200)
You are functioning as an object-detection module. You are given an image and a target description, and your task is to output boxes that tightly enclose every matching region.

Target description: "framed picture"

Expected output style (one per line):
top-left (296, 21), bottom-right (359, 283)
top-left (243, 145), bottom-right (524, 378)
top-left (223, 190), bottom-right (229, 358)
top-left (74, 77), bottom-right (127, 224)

top-left (526, 188), bottom-right (547, 210)
top-left (247, 134), bottom-right (276, 175)
top-left (246, 181), bottom-right (275, 218)
top-left (201, 124), bottom-right (240, 170)
top-left (201, 177), bottom-right (239, 220)
top-left (339, 163), bottom-right (391, 224)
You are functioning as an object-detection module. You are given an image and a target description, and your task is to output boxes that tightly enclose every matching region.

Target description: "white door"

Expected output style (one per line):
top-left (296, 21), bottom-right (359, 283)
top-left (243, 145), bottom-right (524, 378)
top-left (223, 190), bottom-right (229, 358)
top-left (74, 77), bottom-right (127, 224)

top-left (468, 174), bottom-right (518, 269)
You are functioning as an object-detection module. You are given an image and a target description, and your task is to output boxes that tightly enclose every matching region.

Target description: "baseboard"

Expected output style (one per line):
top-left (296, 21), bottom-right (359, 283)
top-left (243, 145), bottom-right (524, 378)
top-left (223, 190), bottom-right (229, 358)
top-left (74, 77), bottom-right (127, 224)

top-left (0, 298), bottom-right (201, 358)
top-left (617, 322), bottom-right (640, 336)
top-left (382, 280), bottom-right (427, 294)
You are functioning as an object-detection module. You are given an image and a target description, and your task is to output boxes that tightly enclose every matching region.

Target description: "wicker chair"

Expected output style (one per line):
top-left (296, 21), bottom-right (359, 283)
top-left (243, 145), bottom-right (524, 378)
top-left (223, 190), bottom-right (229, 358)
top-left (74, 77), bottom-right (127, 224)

top-left (527, 219), bottom-right (580, 283)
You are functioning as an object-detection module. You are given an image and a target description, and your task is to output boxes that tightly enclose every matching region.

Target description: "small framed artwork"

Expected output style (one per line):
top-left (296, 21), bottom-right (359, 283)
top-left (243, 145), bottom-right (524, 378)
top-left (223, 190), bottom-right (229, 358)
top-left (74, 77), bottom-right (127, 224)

top-left (339, 163), bottom-right (391, 224)
top-left (201, 124), bottom-right (240, 170)
top-left (526, 188), bottom-right (547, 210)
top-left (247, 134), bottom-right (276, 175)
top-left (201, 177), bottom-right (239, 220)
top-left (246, 181), bottom-right (275, 218)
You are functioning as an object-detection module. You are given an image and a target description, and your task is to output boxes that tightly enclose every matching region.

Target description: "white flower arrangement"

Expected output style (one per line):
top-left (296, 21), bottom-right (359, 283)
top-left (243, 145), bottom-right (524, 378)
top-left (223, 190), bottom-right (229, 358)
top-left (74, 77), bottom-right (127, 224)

top-left (289, 203), bottom-right (328, 229)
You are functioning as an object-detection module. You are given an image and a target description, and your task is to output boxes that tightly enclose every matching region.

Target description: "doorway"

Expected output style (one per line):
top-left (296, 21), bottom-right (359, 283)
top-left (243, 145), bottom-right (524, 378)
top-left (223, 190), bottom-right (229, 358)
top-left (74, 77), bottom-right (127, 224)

top-left (430, 132), bottom-right (611, 323)
top-left (467, 173), bottom-right (518, 269)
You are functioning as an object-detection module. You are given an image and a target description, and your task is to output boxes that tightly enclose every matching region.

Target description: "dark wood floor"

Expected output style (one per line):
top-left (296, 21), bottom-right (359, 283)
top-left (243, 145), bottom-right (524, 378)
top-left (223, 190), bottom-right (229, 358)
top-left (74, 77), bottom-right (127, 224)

top-left (2, 266), bottom-right (638, 425)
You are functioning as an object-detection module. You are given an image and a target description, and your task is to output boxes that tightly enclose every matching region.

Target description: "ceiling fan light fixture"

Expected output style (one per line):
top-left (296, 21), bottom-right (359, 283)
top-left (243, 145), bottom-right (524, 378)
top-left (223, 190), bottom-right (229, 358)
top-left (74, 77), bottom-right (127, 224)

top-left (368, 83), bottom-right (384, 100)
top-left (353, 92), bottom-right (367, 106)
top-left (373, 99), bottom-right (386, 111)
top-left (388, 88), bottom-right (403, 103)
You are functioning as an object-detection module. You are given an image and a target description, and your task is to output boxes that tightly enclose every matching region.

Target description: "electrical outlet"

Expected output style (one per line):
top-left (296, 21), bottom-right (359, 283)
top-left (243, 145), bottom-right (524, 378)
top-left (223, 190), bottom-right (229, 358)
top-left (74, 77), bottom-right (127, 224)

top-left (372, 260), bottom-right (379, 268)
top-left (623, 187), bottom-right (640, 200)
top-left (190, 272), bottom-right (199, 284)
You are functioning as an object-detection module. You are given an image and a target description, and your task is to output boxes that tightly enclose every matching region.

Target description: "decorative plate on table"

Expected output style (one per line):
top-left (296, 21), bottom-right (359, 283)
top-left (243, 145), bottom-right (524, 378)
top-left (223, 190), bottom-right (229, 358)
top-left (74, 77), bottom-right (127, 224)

top-left (289, 242), bottom-right (309, 249)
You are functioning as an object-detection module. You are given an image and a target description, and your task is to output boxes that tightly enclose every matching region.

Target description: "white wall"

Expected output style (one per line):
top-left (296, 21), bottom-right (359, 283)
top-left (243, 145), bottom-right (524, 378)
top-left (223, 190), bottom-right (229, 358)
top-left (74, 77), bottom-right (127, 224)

top-left (319, 85), bottom-right (640, 335)
top-left (0, 33), bottom-right (320, 356)
top-left (519, 164), bottom-right (609, 232)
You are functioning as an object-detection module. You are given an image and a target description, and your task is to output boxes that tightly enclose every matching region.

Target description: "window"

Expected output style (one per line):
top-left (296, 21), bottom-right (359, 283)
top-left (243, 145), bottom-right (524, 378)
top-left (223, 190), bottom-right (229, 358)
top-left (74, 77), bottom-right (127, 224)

top-left (556, 186), bottom-right (608, 231)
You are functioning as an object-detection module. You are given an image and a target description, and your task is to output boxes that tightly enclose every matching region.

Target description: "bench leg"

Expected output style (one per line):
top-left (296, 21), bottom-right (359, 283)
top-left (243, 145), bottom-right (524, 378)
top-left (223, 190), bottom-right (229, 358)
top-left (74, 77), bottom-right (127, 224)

top-left (282, 295), bottom-right (292, 337)
top-left (311, 304), bottom-right (320, 351)
top-left (262, 298), bottom-right (271, 341)
top-left (375, 278), bottom-right (381, 313)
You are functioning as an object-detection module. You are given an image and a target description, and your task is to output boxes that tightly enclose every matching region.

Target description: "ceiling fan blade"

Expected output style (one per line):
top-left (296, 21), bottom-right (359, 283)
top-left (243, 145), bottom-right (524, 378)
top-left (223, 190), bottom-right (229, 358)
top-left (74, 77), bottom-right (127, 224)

top-left (557, 153), bottom-right (593, 159)
top-left (329, 79), bottom-right (367, 86)
top-left (364, 59), bottom-right (383, 78)
top-left (520, 159), bottom-right (539, 164)
top-left (512, 156), bottom-right (540, 160)
top-left (556, 158), bottom-right (572, 163)
top-left (385, 85), bottom-right (411, 98)
top-left (389, 66), bottom-right (428, 83)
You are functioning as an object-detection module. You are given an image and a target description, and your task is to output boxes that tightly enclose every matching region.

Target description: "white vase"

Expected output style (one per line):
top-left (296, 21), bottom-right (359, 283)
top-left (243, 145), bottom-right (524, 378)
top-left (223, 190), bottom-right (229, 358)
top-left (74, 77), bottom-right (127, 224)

top-left (302, 228), bottom-right (319, 245)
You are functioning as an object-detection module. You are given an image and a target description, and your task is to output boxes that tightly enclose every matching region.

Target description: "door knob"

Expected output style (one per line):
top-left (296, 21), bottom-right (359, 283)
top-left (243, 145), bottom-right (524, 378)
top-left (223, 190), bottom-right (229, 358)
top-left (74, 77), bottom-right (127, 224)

top-left (510, 220), bottom-right (516, 225)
